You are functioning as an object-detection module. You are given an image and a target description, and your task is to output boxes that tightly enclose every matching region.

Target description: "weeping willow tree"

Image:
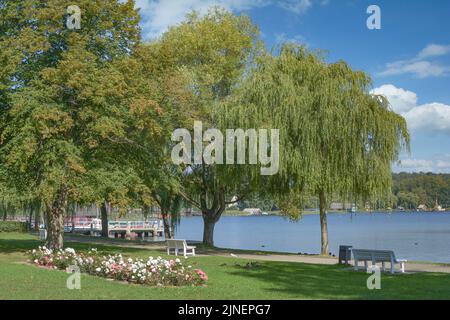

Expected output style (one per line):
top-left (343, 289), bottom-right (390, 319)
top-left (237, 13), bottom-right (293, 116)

top-left (220, 45), bottom-right (410, 254)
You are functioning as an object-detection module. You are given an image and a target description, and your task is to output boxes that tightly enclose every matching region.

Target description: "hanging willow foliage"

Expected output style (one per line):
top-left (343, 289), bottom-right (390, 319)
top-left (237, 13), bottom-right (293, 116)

top-left (218, 44), bottom-right (410, 214)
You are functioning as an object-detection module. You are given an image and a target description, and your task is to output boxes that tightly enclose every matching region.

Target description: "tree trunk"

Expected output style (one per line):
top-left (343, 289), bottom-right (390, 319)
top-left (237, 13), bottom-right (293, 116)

top-left (162, 212), bottom-right (172, 239)
top-left (34, 211), bottom-right (40, 231)
top-left (28, 209), bottom-right (33, 231)
top-left (100, 202), bottom-right (109, 238)
top-left (319, 191), bottom-right (329, 255)
top-left (45, 188), bottom-right (67, 250)
top-left (202, 217), bottom-right (216, 246)
top-left (201, 190), bottom-right (225, 247)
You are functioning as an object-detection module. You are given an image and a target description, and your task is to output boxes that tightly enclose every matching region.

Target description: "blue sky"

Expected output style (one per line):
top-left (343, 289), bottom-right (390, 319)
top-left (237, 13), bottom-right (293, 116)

top-left (135, 0), bottom-right (450, 173)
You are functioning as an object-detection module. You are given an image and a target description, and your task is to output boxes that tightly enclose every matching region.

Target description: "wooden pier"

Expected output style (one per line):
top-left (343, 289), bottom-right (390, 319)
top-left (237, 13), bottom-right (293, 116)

top-left (108, 220), bottom-right (164, 239)
top-left (65, 219), bottom-right (164, 239)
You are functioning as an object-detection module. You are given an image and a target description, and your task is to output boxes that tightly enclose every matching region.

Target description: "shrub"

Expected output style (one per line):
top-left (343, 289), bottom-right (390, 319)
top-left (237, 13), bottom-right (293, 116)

top-left (29, 246), bottom-right (208, 287)
top-left (0, 221), bottom-right (28, 233)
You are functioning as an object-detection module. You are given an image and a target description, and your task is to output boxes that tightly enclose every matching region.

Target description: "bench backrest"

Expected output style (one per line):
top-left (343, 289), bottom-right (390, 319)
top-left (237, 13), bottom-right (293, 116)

top-left (352, 249), bottom-right (395, 262)
top-left (167, 239), bottom-right (187, 249)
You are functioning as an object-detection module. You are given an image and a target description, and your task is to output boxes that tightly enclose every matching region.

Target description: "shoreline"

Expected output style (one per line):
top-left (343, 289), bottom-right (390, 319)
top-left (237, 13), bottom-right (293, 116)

top-left (62, 233), bottom-right (450, 268)
top-left (220, 210), bottom-right (450, 217)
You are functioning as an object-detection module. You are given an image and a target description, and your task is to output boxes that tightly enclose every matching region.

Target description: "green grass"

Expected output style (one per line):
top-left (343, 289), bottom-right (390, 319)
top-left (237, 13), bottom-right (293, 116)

top-left (1, 232), bottom-right (449, 300)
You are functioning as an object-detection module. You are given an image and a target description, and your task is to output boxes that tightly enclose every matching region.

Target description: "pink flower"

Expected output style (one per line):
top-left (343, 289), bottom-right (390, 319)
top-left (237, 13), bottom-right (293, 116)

top-left (195, 269), bottom-right (208, 281)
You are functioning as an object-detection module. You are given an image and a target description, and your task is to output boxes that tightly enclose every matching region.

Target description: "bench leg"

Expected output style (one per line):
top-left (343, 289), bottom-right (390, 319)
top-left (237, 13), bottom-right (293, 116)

top-left (364, 261), bottom-right (368, 270)
top-left (390, 263), bottom-right (394, 274)
top-left (382, 262), bottom-right (386, 272)
top-left (184, 248), bottom-right (187, 258)
top-left (400, 262), bottom-right (405, 273)
top-left (192, 248), bottom-right (195, 256)
top-left (354, 260), bottom-right (359, 271)
top-left (167, 247), bottom-right (170, 255)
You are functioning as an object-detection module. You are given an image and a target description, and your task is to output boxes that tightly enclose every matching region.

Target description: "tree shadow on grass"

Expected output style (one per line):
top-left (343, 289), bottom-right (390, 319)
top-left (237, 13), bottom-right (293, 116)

top-left (224, 261), bottom-right (450, 300)
top-left (0, 236), bottom-right (159, 256)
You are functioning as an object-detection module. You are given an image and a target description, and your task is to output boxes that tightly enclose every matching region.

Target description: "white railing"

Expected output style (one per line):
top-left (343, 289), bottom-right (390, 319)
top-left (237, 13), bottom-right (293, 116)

top-left (108, 220), bottom-right (163, 231)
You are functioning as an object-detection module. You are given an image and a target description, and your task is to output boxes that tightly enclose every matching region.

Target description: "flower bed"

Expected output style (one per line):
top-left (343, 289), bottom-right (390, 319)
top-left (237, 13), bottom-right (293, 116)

top-left (29, 246), bottom-right (208, 287)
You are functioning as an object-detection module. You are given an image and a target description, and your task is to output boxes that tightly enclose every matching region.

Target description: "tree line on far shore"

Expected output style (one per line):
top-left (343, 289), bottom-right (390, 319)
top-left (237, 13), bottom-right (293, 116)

top-left (239, 173), bottom-right (450, 212)
top-left (392, 173), bottom-right (450, 210)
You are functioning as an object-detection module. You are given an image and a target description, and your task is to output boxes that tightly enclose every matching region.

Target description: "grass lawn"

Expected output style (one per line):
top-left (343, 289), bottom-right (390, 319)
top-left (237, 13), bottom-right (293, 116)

top-left (0, 232), bottom-right (449, 300)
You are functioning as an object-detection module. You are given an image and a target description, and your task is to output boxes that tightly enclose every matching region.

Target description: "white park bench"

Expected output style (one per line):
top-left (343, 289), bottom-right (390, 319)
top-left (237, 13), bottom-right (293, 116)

top-left (352, 249), bottom-right (407, 274)
top-left (166, 239), bottom-right (196, 258)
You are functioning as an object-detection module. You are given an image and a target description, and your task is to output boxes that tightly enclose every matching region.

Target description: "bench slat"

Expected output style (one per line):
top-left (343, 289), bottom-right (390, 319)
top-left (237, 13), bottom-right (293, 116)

top-left (352, 249), bottom-right (406, 274)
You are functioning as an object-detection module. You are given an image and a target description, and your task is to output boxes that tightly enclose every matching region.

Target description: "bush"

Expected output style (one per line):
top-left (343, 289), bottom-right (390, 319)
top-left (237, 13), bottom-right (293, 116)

top-left (0, 221), bottom-right (28, 233)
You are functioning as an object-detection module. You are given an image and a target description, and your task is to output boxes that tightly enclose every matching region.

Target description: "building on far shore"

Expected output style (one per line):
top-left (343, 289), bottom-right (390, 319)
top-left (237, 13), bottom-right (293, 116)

top-left (434, 198), bottom-right (446, 212)
top-left (243, 208), bottom-right (262, 215)
top-left (330, 203), bottom-right (354, 211)
top-left (417, 204), bottom-right (428, 211)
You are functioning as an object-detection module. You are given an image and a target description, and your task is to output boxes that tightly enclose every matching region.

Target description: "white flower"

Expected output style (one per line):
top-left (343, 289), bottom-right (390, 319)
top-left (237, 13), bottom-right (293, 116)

top-left (65, 248), bottom-right (75, 254)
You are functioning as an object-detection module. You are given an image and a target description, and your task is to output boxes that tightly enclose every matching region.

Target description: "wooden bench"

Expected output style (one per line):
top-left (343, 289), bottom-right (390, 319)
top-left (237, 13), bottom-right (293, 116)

top-left (352, 249), bottom-right (407, 274)
top-left (166, 239), bottom-right (196, 258)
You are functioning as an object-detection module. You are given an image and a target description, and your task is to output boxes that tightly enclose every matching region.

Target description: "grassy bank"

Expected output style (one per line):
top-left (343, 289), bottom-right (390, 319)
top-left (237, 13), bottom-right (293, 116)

top-left (1, 233), bottom-right (449, 300)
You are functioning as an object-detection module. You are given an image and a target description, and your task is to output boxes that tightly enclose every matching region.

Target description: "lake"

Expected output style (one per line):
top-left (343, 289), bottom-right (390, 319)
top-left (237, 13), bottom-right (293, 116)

top-left (174, 212), bottom-right (450, 263)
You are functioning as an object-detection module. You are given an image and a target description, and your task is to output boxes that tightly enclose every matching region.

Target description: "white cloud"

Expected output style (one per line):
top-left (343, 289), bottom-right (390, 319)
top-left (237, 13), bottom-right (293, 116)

top-left (278, 0), bottom-right (312, 14)
top-left (404, 103), bottom-right (450, 134)
top-left (135, 0), bottom-right (326, 40)
top-left (395, 155), bottom-right (450, 173)
top-left (275, 33), bottom-right (308, 46)
top-left (395, 159), bottom-right (434, 173)
top-left (418, 44), bottom-right (450, 59)
top-left (378, 44), bottom-right (450, 79)
top-left (379, 60), bottom-right (450, 79)
top-left (371, 84), bottom-right (417, 114)
top-left (371, 84), bottom-right (450, 135)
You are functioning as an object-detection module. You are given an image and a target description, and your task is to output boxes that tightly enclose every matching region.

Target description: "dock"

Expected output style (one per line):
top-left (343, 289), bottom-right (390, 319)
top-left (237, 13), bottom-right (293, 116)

top-left (108, 220), bottom-right (164, 239)
top-left (64, 219), bottom-right (164, 238)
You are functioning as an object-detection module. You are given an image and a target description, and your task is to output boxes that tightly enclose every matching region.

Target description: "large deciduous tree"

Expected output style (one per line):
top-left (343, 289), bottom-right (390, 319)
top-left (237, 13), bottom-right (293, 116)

top-left (222, 45), bottom-right (410, 254)
top-left (0, 0), bottom-right (148, 249)
top-left (148, 8), bottom-right (263, 246)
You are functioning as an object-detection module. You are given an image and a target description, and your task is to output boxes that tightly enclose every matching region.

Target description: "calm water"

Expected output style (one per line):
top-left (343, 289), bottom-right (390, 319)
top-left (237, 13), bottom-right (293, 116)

top-left (174, 212), bottom-right (450, 263)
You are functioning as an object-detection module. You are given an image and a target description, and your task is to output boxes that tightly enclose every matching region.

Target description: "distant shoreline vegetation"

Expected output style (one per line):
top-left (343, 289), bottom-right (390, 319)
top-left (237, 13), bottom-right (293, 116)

top-left (220, 209), bottom-right (449, 217)
top-left (219, 172), bottom-right (449, 215)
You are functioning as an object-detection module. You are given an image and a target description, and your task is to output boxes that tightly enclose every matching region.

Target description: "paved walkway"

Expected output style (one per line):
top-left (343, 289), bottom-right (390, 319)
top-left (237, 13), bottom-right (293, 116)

top-left (213, 253), bottom-right (450, 274)
top-left (65, 235), bottom-right (450, 274)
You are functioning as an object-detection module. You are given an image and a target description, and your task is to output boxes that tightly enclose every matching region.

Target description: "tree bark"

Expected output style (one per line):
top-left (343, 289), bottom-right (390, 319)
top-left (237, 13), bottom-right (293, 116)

top-left (319, 191), bottom-right (329, 255)
top-left (202, 216), bottom-right (217, 246)
top-left (100, 202), bottom-right (109, 238)
top-left (34, 211), bottom-right (40, 231)
top-left (45, 188), bottom-right (67, 250)
top-left (201, 190), bottom-right (225, 247)
top-left (162, 212), bottom-right (173, 239)
top-left (28, 209), bottom-right (33, 231)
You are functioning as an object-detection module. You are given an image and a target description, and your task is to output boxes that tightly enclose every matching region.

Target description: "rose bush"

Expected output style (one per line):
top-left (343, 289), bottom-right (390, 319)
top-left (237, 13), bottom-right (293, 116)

top-left (29, 246), bottom-right (207, 287)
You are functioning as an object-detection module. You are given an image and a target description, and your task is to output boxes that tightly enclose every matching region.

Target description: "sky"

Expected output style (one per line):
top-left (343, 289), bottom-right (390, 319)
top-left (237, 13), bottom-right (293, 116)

top-left (134, 0), bottom-right (450, 173)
